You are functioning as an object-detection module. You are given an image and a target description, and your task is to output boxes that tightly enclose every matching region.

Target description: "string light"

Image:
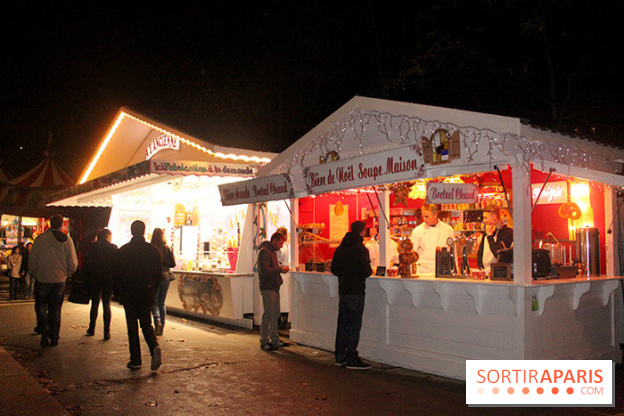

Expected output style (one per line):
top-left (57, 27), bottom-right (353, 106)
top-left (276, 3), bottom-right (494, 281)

top-left (269, 108), bottom-right (623, 194)
top-left (80, 111), bottom-right (272, 184)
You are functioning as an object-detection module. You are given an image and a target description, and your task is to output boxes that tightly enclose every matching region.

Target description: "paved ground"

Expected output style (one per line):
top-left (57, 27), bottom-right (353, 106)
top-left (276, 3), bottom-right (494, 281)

top-left (1, 276), bottom-right (624, 415)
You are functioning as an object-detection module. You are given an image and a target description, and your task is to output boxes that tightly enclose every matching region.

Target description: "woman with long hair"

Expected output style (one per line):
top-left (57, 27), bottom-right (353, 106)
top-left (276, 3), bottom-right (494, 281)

top-left (7, 246), bottom-right (22, 300)
top-left (150, 228), bottom-right (176, 336)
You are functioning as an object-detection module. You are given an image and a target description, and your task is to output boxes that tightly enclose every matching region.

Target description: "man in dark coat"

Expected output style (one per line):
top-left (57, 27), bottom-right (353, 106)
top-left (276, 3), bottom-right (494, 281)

top-left (83, 228), bottom-right (118, 340)
top-left (115, 221), bottom-right (162, 371)
top-left (257, 232), bottom-right (290, 350)
top-left (477, 205), bottom-right (514, 271)
top-left (331, 220), bottom-right (373, 370)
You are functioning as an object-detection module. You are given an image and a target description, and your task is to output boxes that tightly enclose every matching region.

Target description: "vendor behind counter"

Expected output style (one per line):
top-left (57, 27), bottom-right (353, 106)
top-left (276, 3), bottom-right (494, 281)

top-left (477, 205), bottom-right (513, 271)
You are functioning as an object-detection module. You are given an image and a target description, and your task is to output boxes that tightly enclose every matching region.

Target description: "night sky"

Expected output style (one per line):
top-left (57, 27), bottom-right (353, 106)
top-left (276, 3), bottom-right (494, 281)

top-left (2, 1), bottom-right (623, 181)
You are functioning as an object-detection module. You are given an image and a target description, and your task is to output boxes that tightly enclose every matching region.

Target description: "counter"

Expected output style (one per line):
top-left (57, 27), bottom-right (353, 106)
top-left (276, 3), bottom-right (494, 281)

top-left (289, 271), bottom-right (624, 380)
top-left (166, 271), bottom-right (254, 328)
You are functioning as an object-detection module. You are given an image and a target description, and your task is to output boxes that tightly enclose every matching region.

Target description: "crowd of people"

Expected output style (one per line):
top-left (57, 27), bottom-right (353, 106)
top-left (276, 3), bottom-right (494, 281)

top-left (6, 204), bottom-right (510, 374)
top-left (7, 215), bottom-right (176, 372)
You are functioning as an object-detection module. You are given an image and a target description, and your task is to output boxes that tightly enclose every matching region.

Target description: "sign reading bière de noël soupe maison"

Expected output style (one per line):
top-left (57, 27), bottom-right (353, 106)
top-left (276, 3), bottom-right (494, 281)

top-left (303, 145), bottom-right (425, 194)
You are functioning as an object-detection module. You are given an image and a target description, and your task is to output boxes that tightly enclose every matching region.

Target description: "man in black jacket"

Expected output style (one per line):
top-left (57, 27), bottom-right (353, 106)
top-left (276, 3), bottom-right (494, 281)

top-left (477, 205), bottom-right (513, 271)
top-left (331, 221), bottom-right (373, 370)
top-left (83, 228), bottom-right (118, 340)
top-left (258, 232), bottom-right (290, 350)
top-left (116, 221), bottom-right (162, 371)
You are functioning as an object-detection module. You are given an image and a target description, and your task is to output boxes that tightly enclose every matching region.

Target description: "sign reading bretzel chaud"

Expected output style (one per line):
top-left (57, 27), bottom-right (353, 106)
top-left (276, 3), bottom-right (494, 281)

top-left (303, 145), bottom-right (425, 194)
top-left (218, 174), bottom-right (294, 206)
top-left (426, 182), bottom-right (479, 204)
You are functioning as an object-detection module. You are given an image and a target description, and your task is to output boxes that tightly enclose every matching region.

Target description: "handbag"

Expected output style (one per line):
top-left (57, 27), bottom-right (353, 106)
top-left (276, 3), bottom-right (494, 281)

top-left (68, 273), bottom-right (91, 305)
top-left (163, 270), bottom-right (175, 281)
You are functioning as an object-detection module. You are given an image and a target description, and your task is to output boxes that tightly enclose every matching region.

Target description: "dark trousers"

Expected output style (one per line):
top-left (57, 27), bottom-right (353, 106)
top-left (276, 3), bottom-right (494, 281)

top-left (335, 294), bottom-right (366, 363)
top-left (9, 277), bottom-right (21, 299)
top-left (35, 281), bottom-right (66, 342)
top-left (89, 286), bottom-right (113, 333)
top-left (123, 303), bottom-right (158, 364)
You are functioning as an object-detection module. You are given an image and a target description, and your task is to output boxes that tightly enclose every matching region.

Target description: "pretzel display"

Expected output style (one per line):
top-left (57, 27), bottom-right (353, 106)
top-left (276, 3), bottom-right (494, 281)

top-left (558, 202), bottom-right (582, 220)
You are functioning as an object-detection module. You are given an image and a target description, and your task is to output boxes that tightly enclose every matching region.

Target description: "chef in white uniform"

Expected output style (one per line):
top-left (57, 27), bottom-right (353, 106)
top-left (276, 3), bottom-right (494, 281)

top-left (409, 204), bottom-right (455, 275)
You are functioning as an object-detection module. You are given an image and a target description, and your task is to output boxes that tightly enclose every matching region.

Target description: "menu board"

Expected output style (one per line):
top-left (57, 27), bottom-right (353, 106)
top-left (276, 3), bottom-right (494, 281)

top-left (329, 204), bottom-right (349, 244)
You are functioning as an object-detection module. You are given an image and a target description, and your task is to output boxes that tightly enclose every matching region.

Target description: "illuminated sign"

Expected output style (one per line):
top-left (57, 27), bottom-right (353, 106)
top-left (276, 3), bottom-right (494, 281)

top-left (531, 181), bottom-right (568, 205)
top-left (219, 174), bottom-right (294, 206)
top-left (303, 145), bottom-right (425, 194)
top-left (150, 160), bottom-right (254, 177)
top-left (426, 182), bottom-right (478, 204)
top-left (145, 134), bottom-right (180, 160)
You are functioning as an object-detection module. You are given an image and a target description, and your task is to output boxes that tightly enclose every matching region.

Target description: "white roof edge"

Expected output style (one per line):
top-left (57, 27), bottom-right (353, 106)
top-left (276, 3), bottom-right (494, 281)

top-left (520, 123), bottom-right (624, 159)
top-left (213, 144), bottom-right (276, 161)
top-left (257, 96), bottom-right (521, 177)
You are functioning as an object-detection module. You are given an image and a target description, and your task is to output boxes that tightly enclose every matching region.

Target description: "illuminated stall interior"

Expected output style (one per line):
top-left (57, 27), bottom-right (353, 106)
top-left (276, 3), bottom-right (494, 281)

top-left (104, 175), bottom-right (247, 271)
top-left (0, 215), bottom-right (47, 249)
top-left (297, 166), bottom-right (610, 277)
top-left (47, 107), bottom-right (277, 274)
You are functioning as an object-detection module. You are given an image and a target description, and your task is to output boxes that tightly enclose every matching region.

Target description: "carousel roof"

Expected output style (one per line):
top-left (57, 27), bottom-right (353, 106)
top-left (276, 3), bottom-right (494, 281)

top-left (0, 164), bottom-right (11, 183)
top-left (9, 150), bottom-right (74, 189)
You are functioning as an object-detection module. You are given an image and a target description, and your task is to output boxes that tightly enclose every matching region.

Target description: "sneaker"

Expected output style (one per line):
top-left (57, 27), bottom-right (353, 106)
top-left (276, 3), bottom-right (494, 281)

top-left (346, 358), bottom-right (371, 370)
top-left (151, 346), bottom-right (162, 371)
top-left (86, 329), bottom-right (95, 336)
top-left (127, 361), bottom-right (142, 370)
top-left (335, 359), bottom-right (347, 366)
top-left (261, 343), bottom-right (273, 351)
top-left (103, 332), bottom-right (111, 341)
top-left (273, 340), bottom-right (289, 349)
top-left (155, 324), bottom-right (164, 337)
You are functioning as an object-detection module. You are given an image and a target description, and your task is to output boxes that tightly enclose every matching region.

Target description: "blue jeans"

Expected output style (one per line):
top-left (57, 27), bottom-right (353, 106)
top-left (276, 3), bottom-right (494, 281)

top-left (25, 273), bottom-right (35, 298)
top-left (35, 281), bottom-right (66, 342)
top-left (260, 289), bottom-right (280, 345)
top-left (152, 280), bottom-right (171, 326)
top-left (335, 294), bottom-right (365, 363)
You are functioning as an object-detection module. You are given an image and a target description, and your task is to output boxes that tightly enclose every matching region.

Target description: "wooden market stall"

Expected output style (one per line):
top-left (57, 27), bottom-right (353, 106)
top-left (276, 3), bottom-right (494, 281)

top-left (223, 96), bottom-right (624, 379)
top-left (46, 107), bottom-right (288, 328)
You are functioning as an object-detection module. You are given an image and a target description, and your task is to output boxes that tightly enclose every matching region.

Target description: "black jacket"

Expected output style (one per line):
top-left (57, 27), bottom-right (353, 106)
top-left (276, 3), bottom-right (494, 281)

top-left (115, 236), bottom-right (162, 306)
top-left (331, 232), bottom-right (373, 296)
top-left (477, 225), bottom-right (513, 269)
top-left (158, 244), bottom-right (176, 279)
top-left (257, 241), bottom-right (283, 291)
top-left (83, 239), bottom-right (118, 292)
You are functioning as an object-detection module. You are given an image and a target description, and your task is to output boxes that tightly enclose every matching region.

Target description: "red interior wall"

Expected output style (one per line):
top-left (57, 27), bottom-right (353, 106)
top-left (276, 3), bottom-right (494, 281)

top-left (299, 167), bottom-right (608, 272)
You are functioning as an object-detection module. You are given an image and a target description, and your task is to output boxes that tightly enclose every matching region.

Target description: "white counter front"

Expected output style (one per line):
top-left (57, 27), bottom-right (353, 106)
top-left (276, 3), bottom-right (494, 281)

top-left (289, 272), bottom-right (624, 380)
top-left (166, 271), bottom-right (254, 328)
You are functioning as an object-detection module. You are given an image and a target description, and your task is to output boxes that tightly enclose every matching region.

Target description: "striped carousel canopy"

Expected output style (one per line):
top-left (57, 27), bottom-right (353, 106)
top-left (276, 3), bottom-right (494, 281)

top-left (9, 150), bottom-right (74, 189)
top-left (0, 164), bottom-right (11, 183)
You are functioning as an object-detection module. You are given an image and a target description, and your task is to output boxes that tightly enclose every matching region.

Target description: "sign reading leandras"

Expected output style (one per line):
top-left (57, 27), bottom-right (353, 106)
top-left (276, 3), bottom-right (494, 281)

top-left (150, 160), bottom-right (254, 177)
top-left (218, 174), bottom-right (294, 206)
top-left (303, 145), bottom-right (426, 194)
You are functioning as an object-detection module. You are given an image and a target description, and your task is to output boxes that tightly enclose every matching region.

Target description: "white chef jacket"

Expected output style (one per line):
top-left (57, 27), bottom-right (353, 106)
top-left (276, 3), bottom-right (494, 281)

top-left (365, 240), bottom-right (380, 270)
top-left (409, 220), bottom-right (455, 275)
top-left (481, 237), bottom-right (495, 270)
